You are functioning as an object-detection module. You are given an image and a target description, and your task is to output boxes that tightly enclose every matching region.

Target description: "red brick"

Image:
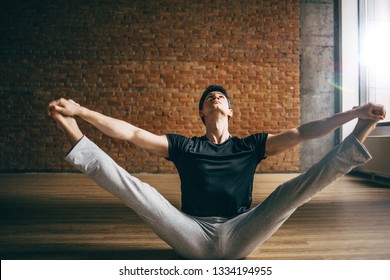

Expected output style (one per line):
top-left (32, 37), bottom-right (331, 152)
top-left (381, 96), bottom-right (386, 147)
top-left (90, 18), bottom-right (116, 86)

top-left (0, 0), bottom-right (300, 173)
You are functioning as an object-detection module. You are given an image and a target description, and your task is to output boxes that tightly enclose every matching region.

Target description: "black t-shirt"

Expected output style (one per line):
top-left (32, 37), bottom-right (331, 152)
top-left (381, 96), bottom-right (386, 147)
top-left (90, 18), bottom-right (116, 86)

top-left (166, 133), bottom-right (268, 217)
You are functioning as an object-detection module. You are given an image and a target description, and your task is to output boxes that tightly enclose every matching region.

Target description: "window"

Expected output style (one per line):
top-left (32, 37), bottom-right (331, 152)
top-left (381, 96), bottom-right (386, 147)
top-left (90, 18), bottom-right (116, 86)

top-left (359, 0), bottom-right (390, 123)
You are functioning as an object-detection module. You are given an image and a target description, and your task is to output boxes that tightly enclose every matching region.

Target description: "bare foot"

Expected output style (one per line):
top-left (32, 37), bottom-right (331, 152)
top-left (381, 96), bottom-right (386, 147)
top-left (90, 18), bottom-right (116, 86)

top-left (51, 111), bottom-right (84, 146)
top-left (352, 118), bottom-right (378, 143)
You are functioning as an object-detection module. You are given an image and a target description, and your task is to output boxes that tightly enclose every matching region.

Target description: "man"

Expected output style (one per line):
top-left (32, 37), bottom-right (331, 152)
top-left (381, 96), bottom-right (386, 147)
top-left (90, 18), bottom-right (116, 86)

top-left (48, 85), bottom-right (386, 259)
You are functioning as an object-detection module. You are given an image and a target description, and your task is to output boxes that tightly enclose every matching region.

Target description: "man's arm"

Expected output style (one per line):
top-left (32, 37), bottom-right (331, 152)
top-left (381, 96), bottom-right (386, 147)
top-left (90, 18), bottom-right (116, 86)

top-left (265, 102), bottom-right (386, 157)
top-left (48, 98), bottom-right (169, 158)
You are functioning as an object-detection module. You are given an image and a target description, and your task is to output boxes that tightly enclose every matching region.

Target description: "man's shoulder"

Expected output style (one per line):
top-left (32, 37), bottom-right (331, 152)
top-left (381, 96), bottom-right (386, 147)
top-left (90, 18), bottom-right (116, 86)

top-left (167, 133), bottom-right (207, 139)
top-left (238, 133), bottom-right (268, 142)
top-left (166, 134), bottom-right (203, 148)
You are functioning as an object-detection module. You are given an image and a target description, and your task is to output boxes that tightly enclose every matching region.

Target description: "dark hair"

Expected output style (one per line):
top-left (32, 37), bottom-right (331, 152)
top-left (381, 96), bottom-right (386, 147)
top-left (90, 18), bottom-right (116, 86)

top-left (198, 84), bottom-right (232, 110)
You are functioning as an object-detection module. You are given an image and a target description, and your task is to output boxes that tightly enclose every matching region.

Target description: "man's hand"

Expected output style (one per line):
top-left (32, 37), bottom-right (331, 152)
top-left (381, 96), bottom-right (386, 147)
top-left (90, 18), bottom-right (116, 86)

top-left (48, 98), bottom-right (82, 117)
top-left (353, 102), bottom-right (387, 121)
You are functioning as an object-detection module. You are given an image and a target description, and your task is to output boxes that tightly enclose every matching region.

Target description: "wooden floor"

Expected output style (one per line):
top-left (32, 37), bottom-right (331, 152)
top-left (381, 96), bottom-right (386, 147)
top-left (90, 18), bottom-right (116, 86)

top-left (0, 172), bottom-right (389, 260)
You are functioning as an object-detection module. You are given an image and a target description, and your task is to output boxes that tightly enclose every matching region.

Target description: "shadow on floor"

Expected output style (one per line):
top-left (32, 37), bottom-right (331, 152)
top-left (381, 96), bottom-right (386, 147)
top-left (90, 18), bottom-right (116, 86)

top-left (1, 246), bottom-right (183, 260)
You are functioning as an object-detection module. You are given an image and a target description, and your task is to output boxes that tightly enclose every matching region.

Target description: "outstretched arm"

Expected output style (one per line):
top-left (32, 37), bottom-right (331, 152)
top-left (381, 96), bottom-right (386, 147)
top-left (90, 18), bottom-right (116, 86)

top-left (265, 102), bottom-right (386, 157)
top-left (48, 98), bottom-right (169, 157)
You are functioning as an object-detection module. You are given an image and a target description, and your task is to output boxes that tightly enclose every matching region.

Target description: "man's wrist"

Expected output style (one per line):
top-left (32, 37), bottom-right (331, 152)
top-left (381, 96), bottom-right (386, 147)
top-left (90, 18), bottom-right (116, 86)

top-left (350, 106), bottom-right (360, 119)
top-left (78, 106), bottom-right (88, 118)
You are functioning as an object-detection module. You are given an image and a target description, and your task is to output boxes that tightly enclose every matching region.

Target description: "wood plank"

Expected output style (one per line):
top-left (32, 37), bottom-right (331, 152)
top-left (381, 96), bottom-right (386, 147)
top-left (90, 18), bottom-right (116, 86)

top-left (0, 173), bottom-right (389, 260)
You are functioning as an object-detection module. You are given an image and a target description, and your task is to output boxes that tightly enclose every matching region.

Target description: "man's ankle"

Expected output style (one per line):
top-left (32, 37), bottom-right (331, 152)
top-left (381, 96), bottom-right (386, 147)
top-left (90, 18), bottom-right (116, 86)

top-left (352, 119), bottom-right (377, 143)
top-left (67, 132), bottom-right (84, 147)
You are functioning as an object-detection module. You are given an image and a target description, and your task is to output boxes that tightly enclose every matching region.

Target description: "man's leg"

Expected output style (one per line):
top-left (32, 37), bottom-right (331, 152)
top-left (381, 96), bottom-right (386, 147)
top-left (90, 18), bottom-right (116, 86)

top-left (50, 113), bottom-right (214, 259)
top-left (222, 119), bottom-right (376, 259)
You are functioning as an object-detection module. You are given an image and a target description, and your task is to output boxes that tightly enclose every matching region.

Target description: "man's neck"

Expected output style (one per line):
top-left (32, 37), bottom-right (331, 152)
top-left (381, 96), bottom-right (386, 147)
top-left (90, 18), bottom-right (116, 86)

top-left (205, 118), bottom-right (230, 144)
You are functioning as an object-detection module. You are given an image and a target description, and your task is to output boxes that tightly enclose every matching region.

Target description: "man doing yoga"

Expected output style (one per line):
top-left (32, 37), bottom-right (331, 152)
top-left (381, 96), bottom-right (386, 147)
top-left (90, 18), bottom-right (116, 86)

top-left (48, 84), bottom-right (386, 259)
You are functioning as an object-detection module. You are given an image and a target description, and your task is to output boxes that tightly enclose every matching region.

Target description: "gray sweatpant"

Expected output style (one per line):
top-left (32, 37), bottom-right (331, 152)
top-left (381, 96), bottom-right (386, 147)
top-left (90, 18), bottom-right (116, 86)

top-left (65, 134), bottom-right (371, 259)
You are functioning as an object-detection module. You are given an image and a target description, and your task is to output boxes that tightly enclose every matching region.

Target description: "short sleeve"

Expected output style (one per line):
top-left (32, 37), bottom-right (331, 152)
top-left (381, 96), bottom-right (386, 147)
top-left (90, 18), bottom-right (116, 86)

top-left (244, 133), bottom-right (268, 162)
top-left (257, 133), bottom-right (268, 160)
top-left (165, 133), bottom-right (191, 162)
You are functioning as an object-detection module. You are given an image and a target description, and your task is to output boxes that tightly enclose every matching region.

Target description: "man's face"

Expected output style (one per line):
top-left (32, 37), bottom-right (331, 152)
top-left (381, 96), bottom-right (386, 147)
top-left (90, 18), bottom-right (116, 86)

top-left (199, 91), bottom-right (233, 121)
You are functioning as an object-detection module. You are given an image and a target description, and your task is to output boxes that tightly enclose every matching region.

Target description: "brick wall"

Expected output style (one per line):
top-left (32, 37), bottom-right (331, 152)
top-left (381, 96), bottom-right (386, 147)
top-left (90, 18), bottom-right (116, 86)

top-left (0, 0), bottom-right (300, 173)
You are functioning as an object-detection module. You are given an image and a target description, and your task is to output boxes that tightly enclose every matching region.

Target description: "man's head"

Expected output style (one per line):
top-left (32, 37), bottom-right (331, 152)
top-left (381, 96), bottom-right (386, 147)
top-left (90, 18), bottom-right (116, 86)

top-left (199, 84), bottom-right (232, 111)
top-left (199, 85), bottom-right (233, 125)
